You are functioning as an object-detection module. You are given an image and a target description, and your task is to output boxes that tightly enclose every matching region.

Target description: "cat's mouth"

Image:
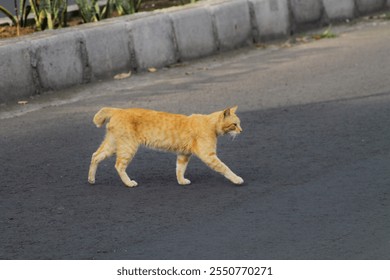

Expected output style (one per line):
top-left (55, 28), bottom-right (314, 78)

top-left (228, 131), bottom-right (240, 140)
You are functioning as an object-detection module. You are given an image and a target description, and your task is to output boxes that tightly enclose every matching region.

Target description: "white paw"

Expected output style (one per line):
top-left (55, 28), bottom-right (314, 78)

top-left (178, 179), bottom-right (191, 185)
top-left (125, 180), bottom-right (138, 188)
top-left (232, 176), bottom-right (244, 185)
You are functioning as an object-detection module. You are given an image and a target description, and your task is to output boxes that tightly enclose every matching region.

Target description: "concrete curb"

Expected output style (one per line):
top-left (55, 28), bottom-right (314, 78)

top-left (0, 0), bottom-right (389, 104)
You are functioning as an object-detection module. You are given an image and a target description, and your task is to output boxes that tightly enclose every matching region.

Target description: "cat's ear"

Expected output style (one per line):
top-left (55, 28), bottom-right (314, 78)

top-left (223, 108), bottom-right (231, 118)
top-left (223, 106), bottom-right (238, 118)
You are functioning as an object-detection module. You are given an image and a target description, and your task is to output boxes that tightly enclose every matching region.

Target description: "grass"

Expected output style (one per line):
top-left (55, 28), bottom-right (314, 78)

top-left (312, 25), bottom-right (337, 40)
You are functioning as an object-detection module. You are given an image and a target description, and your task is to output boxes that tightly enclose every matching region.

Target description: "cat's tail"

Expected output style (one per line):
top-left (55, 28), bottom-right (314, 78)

top-left (93, 107), bottom-right (118, 128)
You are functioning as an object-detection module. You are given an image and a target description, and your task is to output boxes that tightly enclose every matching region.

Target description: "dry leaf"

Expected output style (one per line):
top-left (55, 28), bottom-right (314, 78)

top-left (114, 71), bottom-right (132, 80)
top-left (296, 36), bottom-right (310, 43)
top-left (312, 34), bottom-right (322, 40)
top-left (18, 100), bottom-right (28, 105)
top-left (148, 67), bottom-right (157, 73)
top-left (255, 43), bottom-right (267, 49)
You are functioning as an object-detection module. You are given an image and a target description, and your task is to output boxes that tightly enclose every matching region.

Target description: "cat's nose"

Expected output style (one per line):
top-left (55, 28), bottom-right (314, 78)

top-left (237, 125), bottom-right (243, 133)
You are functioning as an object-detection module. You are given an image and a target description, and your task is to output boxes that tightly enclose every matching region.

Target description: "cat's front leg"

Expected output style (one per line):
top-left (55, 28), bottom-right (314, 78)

top-left (198, 153), bottom-right (244, 185)
top-left (176, 154), bottom-right (192, 185)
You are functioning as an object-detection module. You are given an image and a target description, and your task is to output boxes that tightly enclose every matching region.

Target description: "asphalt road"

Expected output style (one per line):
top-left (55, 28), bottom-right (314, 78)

top-left (1, 20), bottom-right (390, 260)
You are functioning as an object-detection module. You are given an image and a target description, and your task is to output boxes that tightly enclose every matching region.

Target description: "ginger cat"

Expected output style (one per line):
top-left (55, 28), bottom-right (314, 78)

top-left (88, 106), bottom-right (244, 187)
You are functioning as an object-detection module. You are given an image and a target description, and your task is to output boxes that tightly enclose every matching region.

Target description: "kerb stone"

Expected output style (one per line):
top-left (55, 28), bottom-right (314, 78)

top-left (356, 0), bottom-right (386, 14)
top-left (81, 23), bottom-right (133, 80)
top-left (290, 0), bottom-right (323, 24)
top-left (0, 42), bottom-right (35, 104)
top-left (208, 0), bottom-right (252, 51)
top-left (30, 31), bottom-right (84, 91)
top-left (249, 0), bottom-right (290, 41)
top-left (170, 7), bottom-right (216, 60)
top-left (128, 14), bottom-right (176, 70)
top-left (323, 0), bottom-right (355, 20)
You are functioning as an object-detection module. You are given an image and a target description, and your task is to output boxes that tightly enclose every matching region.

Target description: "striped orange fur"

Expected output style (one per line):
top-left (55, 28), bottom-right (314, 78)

top-left (88, 106), bottom-right (243, 187)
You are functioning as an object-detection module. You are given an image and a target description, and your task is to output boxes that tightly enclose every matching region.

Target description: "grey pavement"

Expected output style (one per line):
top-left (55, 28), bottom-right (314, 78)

top-left (0, 19), bottom-right (390, 259)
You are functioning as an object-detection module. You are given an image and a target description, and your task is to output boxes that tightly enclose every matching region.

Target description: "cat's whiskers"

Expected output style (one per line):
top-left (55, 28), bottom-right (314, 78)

top-left (229, 131), bottom-right (238, 140)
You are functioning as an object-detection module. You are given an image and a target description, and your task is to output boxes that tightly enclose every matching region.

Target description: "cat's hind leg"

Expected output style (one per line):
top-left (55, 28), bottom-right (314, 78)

top-left (115, 142), bottom-right (138, 187)
top-left (176, 154), bottom-right (192, 185)
top-left (88, 136), bottom-right (115, 185)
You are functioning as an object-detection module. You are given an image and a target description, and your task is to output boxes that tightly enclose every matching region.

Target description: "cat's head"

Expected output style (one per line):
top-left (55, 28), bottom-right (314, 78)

top-left (217, 106), bottom-right (242, 137)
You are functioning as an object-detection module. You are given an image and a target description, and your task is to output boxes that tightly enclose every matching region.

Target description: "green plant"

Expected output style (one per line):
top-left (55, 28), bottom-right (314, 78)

top-left (312, 25), bottom-right (337, 40)
top-left (0, 0), bottom-right (31, 35)
top-left (76, 0), bottom-right (112, 23)
top-left (179, 0), bottom-right (199, 4)
top-left (320, 25), bottom-right (337, 38)
top-left (0, 5), bottom-right (18, 26)
top-left (1, 0), bottom-right (201, 36)
top-left (113, 0), bottom-right (142, 15)
top-left (76, 0), bottom-right (142, 23)
top-left (29, 0), bottom-right (68, 31)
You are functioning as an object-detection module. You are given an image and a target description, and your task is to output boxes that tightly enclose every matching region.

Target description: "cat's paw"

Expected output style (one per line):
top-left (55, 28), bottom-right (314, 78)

top-left (88, 178), bottom-right (95, 185)
top-left (232, 176), bottom-right (244, 185)
top-left (125, 180), bottom-right (138, 188)
top-left (178, 179), bottom-right (191, 185)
